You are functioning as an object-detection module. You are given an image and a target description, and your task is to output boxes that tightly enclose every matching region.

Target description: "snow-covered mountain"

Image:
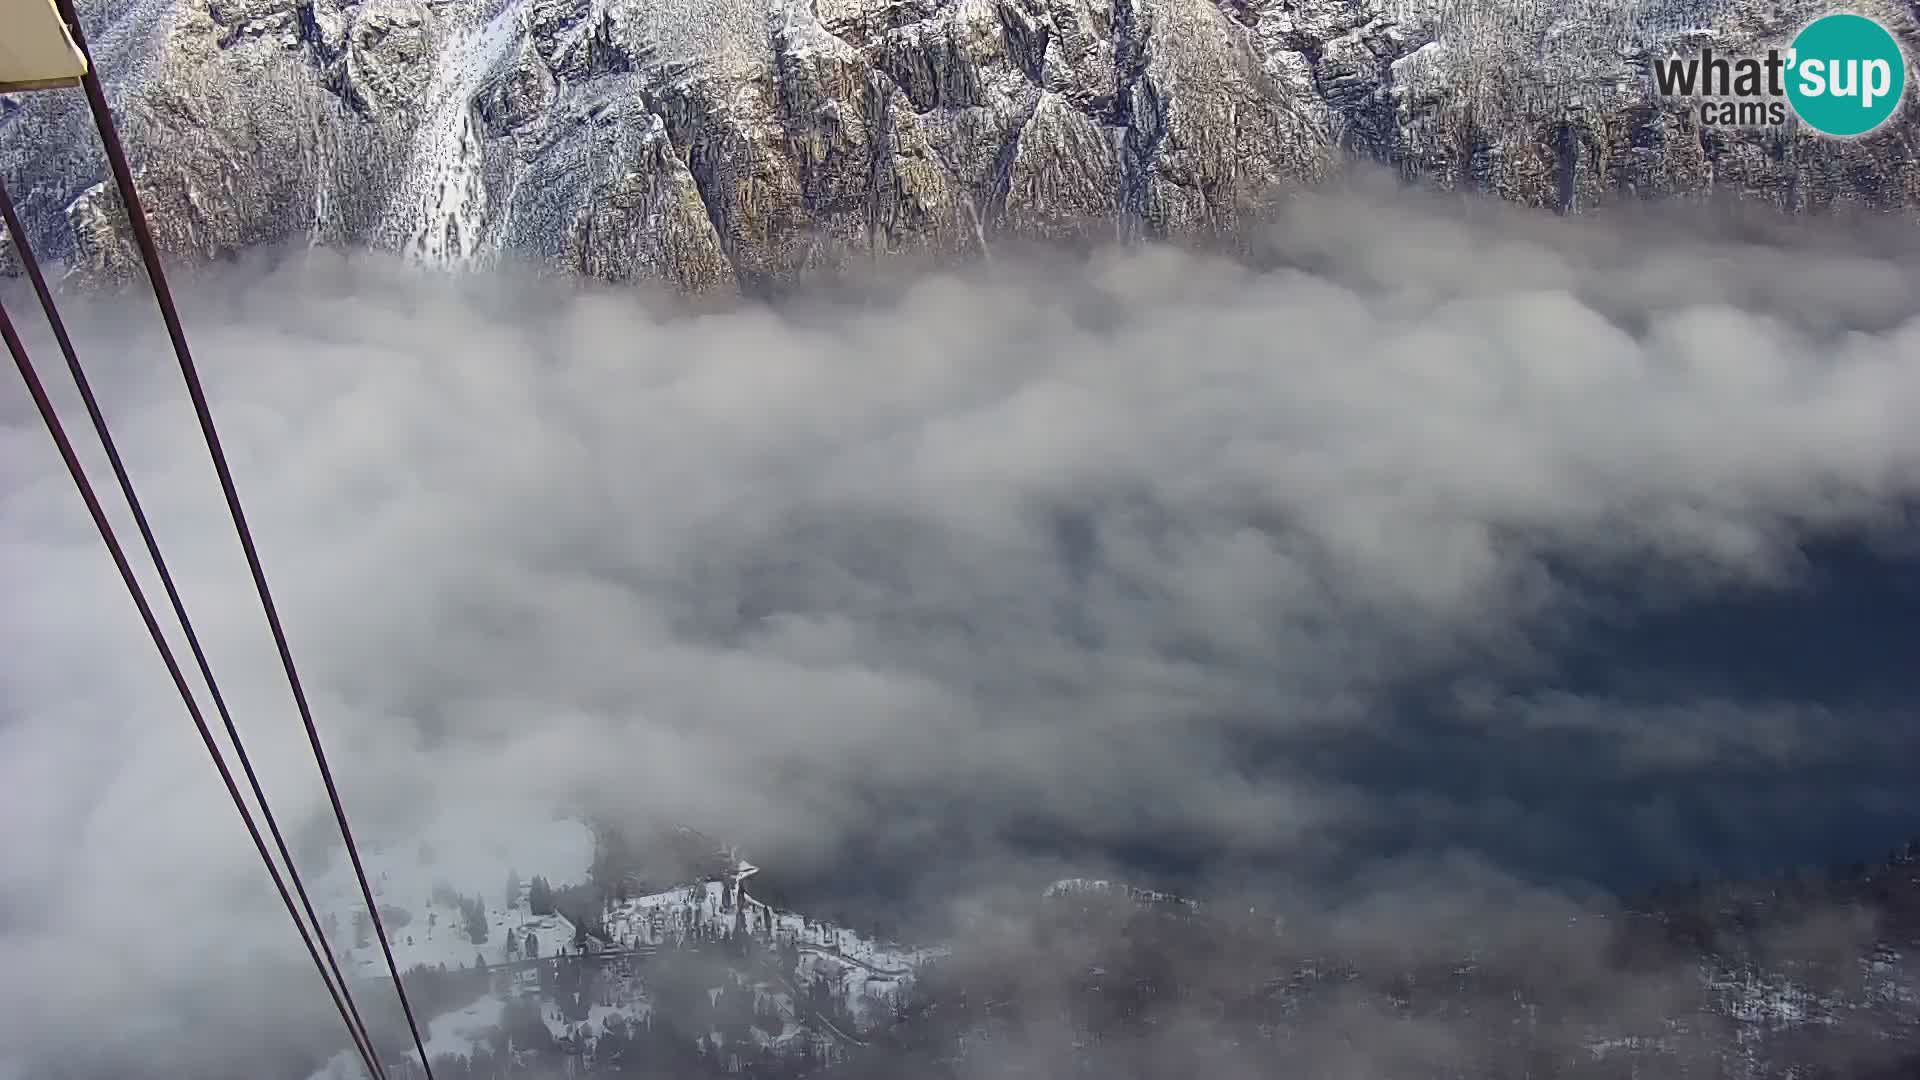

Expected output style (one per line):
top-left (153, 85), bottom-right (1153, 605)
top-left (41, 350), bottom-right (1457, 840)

top-left (300, 817), bottom-right (950, 1079)
top-left (290, 819), bottom-right (1920, 1080)
top-left (1043, 876), bottom-right (1201, 912)
top-left (2, 0), bottom-right (1915, 291)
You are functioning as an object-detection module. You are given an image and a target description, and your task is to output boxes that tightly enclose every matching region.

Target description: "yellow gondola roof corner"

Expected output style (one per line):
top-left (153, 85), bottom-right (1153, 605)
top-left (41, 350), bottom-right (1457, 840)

top-left (1, 0), bottom-right (89, 94)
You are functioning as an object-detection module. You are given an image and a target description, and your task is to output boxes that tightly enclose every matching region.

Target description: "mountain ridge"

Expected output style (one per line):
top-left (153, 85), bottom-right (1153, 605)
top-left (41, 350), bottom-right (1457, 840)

top-left (296, 822), bottom-right (1920, 1079)
top-left (2, 0), bottom-right (1916, 292)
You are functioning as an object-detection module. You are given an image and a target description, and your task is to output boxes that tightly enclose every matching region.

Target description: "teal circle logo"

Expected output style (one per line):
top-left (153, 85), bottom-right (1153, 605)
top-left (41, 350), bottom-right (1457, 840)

top-left (1786, 13), bottom-right (1908, 137)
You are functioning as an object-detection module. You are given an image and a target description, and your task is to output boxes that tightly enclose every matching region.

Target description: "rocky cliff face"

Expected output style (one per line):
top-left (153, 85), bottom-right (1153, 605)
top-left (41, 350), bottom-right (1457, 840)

top-left (2, 0), bottom-right (1916, 292)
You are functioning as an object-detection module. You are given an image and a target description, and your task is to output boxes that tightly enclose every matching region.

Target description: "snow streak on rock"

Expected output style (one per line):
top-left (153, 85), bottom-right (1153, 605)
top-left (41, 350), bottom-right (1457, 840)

top-left (385, 3), bottom-right (523, 266)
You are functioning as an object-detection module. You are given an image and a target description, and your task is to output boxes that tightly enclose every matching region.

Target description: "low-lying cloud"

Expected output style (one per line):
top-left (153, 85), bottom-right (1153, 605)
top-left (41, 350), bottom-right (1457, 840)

top-left (2, 176), bottom-right (1918, 1076)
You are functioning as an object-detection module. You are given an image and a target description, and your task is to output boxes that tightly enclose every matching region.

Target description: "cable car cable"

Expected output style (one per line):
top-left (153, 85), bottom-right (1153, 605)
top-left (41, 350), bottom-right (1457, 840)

top-left (50, 2), bottom-right (440, 1069)
top-left (0, 178), bottom-right (391, 1080)
top-left (1, 297), bottom-right (387, 1080)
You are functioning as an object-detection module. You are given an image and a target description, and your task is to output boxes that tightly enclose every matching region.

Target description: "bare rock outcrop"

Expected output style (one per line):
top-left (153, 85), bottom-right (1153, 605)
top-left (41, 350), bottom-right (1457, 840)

top-left (1, 0), bottom-right (1914, 291)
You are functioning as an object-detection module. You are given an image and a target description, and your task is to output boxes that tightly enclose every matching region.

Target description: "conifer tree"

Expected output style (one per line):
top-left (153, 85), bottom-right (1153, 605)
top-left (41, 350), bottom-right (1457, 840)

top-left (462, 896), bottom-right (489, 945)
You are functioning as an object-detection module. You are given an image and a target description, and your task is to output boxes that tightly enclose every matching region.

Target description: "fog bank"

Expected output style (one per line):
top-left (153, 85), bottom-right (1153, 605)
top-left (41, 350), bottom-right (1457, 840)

top-left (3, 178), bottom-right (1919, 1075)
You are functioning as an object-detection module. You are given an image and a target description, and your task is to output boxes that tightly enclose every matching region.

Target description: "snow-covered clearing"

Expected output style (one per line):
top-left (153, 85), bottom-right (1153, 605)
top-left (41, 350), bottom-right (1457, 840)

top-left (311, 813), bottom-right (593, 975)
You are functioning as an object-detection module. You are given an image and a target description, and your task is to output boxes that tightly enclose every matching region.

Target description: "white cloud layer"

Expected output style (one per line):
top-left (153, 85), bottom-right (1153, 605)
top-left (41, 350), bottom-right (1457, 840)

top-left (2, 178), bottom-right (1918, 1075)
